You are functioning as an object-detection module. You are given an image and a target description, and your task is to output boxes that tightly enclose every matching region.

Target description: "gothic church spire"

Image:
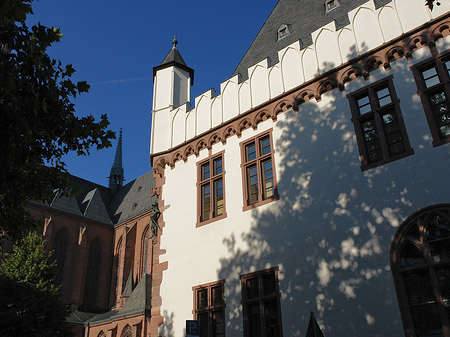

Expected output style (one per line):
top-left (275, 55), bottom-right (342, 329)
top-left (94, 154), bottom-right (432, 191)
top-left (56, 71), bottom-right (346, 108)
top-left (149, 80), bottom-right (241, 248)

top-left (109, 128), bottom-right (124, 192)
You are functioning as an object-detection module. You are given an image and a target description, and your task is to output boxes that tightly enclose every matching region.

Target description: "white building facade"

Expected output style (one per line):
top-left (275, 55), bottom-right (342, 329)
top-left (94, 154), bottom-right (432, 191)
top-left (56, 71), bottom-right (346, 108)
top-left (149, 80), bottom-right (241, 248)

top-left (149, 1), bottom-right (450, 336)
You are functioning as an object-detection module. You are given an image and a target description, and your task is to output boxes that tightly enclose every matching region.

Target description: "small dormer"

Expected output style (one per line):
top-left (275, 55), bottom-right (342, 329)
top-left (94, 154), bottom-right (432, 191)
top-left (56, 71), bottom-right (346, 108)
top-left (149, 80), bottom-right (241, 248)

top-left (325, 0), bottom-right (340, 12)
top-left (277, 24), bottom-right (290, 41)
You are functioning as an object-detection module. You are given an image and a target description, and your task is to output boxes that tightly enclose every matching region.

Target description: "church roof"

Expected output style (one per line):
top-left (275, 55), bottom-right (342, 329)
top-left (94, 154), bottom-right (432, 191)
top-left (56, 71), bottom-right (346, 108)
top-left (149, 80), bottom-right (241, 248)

top-left (232, 0), bottom-right (392, 80)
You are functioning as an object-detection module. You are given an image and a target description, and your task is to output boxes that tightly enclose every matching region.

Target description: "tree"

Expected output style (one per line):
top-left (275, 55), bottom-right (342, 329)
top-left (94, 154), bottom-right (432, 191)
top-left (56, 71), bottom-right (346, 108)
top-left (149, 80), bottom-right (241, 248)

top-left (0, 232), bottom-right (73, 337)
top-left (0, 0), bottom-right (115, 240)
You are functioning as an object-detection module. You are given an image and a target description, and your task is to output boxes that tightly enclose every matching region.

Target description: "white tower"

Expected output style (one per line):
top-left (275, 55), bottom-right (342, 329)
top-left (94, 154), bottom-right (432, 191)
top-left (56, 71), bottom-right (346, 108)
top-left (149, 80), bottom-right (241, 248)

top-left (151, 37), bottom-right (194, 154)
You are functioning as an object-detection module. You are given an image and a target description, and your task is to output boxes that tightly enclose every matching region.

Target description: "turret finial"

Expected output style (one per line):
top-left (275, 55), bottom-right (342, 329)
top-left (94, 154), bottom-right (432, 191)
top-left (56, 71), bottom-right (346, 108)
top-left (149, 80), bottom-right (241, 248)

top-left (172, 35), bottom-right (178, 49)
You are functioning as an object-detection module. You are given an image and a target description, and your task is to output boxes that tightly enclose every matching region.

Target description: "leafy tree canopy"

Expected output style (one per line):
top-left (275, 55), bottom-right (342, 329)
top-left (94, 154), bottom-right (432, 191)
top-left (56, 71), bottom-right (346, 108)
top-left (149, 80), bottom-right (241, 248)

top-left (0, 0), bottom-right (115, 239)
top-left (0, 232), bottom-right (73, 337)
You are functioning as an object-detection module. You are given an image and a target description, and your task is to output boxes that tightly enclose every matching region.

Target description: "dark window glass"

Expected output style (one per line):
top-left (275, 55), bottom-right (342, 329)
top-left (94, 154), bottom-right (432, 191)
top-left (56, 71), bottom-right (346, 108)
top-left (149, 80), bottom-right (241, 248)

top-left (194, 281), bottom-right (225, 337)
top-left (242, 269), bottom-right (282, 337)
top-left (348, 77), bottom-right (412, 169)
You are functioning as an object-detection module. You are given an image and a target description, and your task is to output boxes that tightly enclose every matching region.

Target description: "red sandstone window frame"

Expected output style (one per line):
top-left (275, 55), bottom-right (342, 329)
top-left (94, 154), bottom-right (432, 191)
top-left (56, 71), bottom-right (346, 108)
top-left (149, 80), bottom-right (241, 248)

top-left (390, 204), bottom-right (450, 337)
top-left (197, 151), bottom-right (227, 227)
top-left (192, 280), bottom-right (226, 337)
top-left (240, 267), bottom-right (283, 337)
top-left (411, 50), bottom-right (450, 147)
top-left (240, 129), bottom-right (278, 211)
top-left (347, 75), bottom-right (413, 171)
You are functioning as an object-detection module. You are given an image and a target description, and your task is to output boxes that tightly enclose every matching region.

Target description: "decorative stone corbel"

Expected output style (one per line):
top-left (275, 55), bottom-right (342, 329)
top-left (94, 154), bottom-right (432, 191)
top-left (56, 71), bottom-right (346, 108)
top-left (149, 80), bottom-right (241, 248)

top-left (78, 225), bottom-right (86, 245)
top-left (43, 216), bottom-right (52, 237)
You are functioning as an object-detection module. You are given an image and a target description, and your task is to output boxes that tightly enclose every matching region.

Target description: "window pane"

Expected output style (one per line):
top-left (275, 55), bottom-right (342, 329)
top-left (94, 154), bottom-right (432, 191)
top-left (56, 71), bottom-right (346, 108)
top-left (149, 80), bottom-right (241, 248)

top-left (246, 277), bottom-right (259, 299)
top-left (264, 299), bottom-right (281, 337)
top-left (247, 303), bottom-right (262, 337)
top-left (362, 119), bottom-right (379, 142)
top-left (202, 185), bottom-right (211, 221)
top-left (214, 179), bottom-right (224, 217)
top-left (213, 157), bottom-right (223, 175)
top-left (429, 238), bottom-right (450, 263)
top-left (198, 312), bottom-right (209, 337)
top-left (376, 87), bottom-right (392, 107)
top-left (212, 285), bottom-right (223, 307)
top-left (444, 59), bottom-right (450, 76)
top-left (406, 223), bottom-right (420, 241)
top-left (410, 303), bottom-right (443, 337)
top-left (246, 142), bottom-right (256, 162)
top-left (427, 214), bottom-right (450, 240)
top-left (202, 163), bottom-right (210, 180)
top-left (197, 289), bottom-right (208, 310)
top-left (262, 160), bottom-right (274, 199)
top-left (400, 242), bottom-right (425, 268)
top-left (248, 166), bottom-right (259, 204)
top-left (357, 95), bottom-right (371, 114)
top-left (262, 272), bottom-right (277, 296)
top-left (436, 267), bottom-right (450, 318)
top-left (422, 67), bottom-right (440, 88)
top-left (404, 271), bottom-right (435, 306)
top-left (260, 136), bottom-right (271, 156)
top-left (213, 310), bottom-right (225, 337)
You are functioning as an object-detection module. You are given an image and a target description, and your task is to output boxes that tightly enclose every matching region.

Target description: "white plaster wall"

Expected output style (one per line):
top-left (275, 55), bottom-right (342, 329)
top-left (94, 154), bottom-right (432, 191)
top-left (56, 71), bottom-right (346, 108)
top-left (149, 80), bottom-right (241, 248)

top-left (153, 67), bottom-right (172, 111)
top-left (158, 44), bottom-right (450, 337)
top-left (151, 0), bottom-right (445, 156)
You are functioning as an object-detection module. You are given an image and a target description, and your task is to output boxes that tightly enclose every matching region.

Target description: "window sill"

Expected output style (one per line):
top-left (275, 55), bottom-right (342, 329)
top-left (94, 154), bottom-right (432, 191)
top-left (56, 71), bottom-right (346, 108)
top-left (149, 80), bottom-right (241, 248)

top-left (360, 148), bottom-right (414, 172)
top-left (196, 212), bottom-right (227, 228)
top-left (242, 194), bottom-right (279, 212)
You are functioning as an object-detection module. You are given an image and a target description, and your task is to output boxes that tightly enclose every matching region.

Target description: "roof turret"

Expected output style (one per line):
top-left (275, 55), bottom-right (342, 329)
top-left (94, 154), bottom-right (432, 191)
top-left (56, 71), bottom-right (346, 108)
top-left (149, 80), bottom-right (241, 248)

top-left (153, 36), bottom-right (194, 84)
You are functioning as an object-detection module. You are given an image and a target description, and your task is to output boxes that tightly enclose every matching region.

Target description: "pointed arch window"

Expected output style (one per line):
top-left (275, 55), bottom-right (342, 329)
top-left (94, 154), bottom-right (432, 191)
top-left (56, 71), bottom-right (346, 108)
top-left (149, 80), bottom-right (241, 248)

top-left (83, 237), bottom-right (103, 308)
top-left (52, 228), bottom-right (69, 284)
top-left (391, 205), bottom-right (450, 337)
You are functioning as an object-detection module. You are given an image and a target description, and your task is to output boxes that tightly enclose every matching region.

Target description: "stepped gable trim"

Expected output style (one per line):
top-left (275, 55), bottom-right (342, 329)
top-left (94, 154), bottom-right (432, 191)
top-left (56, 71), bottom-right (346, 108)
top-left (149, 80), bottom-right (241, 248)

top-left (151, 14), bottom-right (450, 171)
top-left (149, 169), bottom-right (167, 337)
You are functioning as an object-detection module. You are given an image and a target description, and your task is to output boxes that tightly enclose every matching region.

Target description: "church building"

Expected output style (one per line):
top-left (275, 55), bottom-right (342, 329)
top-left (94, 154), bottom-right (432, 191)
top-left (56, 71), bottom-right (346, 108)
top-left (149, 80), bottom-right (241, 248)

top-left (29, 0), bottom-right (450, 336)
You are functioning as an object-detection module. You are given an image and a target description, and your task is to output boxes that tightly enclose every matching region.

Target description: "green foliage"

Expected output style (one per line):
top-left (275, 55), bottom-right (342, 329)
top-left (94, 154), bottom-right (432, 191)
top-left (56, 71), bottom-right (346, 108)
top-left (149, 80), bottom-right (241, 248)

top-left (0, 232), bottom-right (73, 337)
top-left (1, 231), bottom-right (59, 294)
top-left (0, 0), bottom-right (115, 239)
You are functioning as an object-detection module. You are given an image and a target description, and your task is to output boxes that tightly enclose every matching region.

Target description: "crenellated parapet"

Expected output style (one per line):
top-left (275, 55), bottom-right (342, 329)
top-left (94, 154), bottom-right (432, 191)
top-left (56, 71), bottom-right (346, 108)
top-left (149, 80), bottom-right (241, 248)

top-left (150, 0), bottom-right (450, 159)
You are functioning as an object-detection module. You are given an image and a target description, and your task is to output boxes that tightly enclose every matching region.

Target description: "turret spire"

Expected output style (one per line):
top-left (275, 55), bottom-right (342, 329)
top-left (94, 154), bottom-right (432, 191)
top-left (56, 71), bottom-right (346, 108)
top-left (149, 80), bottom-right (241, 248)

top-left (172, 35), bottom-right (178, 49)
top-left (109, 128), bottom-right (124, 192)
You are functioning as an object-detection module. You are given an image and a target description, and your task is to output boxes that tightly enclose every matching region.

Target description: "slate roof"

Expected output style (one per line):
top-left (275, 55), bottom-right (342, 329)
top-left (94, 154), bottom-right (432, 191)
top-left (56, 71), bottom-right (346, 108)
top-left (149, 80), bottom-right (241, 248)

top-left (232, 0), bottom-right (392, 80)
top-left (31, 170), bottom-right (155, 226)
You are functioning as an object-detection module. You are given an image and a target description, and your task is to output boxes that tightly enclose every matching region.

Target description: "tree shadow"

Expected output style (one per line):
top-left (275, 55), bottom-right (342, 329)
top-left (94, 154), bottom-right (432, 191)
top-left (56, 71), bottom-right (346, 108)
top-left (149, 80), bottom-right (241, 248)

top-left (216, 44), bottom-right (449, 337)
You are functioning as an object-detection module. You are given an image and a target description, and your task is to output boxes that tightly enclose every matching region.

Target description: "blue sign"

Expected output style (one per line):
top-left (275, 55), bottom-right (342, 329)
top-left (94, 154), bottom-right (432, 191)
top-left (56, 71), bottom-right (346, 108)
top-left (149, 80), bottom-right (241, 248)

top-left (186, 320), bottom-right (200, 336)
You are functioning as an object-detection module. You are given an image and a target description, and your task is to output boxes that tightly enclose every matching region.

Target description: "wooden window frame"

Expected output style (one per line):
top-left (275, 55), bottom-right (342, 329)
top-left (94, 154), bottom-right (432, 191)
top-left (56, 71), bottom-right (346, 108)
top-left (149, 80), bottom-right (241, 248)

top-left (411, 50), bottom-right (450, 147)
top-left (240, 129), bottom-right (279, 211)
top-left (347, 75), bottom-right (414, 171)
top-left (192, 280), bottom-right (226, 337)
top-left (391, 204), bottom-right (450, 337)
top-left (241, 267), bottom-right (283, 337)
top-left (197, 151), bottom-right (227, 227)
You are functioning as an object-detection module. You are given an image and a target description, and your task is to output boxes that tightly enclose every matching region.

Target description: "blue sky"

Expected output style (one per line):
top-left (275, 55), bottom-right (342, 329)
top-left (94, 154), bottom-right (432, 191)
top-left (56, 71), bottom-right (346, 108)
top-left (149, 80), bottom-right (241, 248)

top-left (29, 0), bottom-right (274, 187)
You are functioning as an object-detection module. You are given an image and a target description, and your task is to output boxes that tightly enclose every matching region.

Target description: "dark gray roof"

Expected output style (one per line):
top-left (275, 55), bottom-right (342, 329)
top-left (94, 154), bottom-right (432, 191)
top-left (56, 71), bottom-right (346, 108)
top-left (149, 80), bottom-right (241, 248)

top-left (85, 274), bottom-right (151, 325)
top-left (31, 171), bottom-right (155, 226)
top-left (108, 170), bottom-right (156, 225)
top-left (160, 46), bottom-right (187, 67)
top-left (232, 0), bottom-right (392, 80)
top-left (153, 41), bottom-right (195, 84)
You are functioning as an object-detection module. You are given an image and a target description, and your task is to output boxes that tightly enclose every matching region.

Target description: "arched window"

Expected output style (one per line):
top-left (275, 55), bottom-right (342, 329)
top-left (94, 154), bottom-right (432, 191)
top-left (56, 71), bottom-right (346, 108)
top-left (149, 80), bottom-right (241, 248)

top-left (52, 227), bottom-right (69, 284)
top-left (120, 325), bottom-right (132, 337)
top-left (138, 225), bottom-right (150, 280)
top-left (111, 236), bottom-right (123, 304)
top-left (391, 204), bottom-right (450, 337)
top-left (83, 237), bottom-right (103, 308)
